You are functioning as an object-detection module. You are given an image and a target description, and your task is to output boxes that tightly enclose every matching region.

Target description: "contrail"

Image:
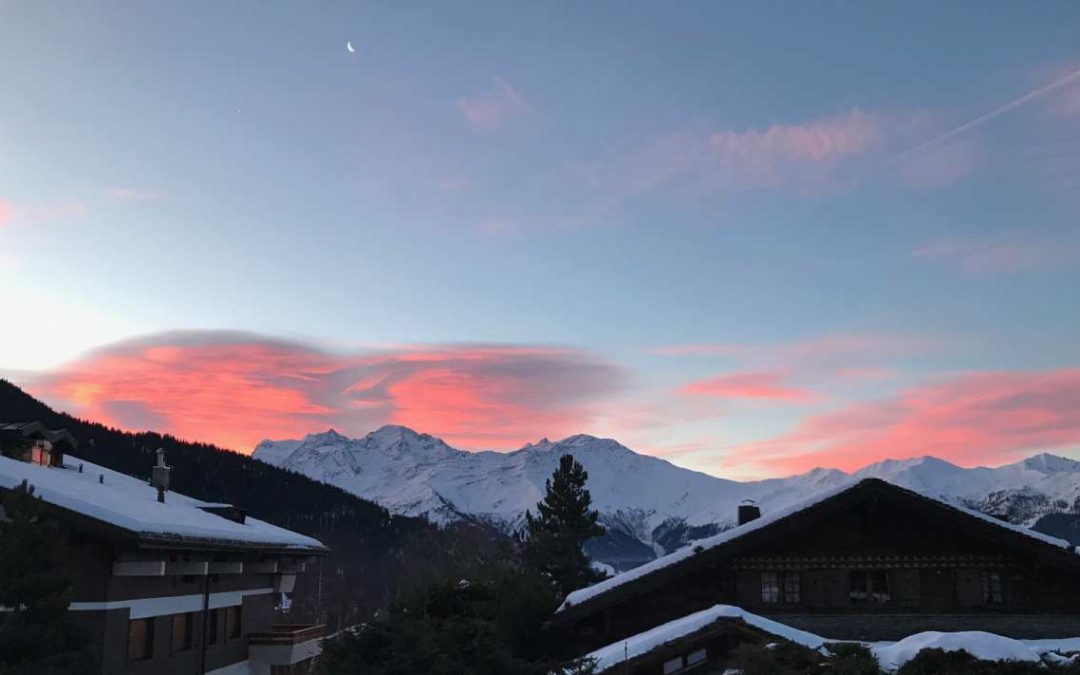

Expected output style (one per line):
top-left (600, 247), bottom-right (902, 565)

top-left (896, 63), bottom-right (1080, 163)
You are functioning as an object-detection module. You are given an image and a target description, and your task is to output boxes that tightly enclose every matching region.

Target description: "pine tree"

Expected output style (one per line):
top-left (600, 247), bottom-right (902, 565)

top-left (0, 481), bottom-right (95, 674)
top-left (523, 454), bottom-right (606, 597)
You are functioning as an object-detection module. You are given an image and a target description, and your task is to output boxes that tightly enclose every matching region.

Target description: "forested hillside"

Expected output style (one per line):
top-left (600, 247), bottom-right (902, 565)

top-left (0, 380), bottom-right (505, 629)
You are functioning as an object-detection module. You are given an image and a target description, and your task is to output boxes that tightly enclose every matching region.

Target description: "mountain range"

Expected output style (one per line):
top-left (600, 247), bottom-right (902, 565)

top-left (254, 426), bottom-right (1080, 571)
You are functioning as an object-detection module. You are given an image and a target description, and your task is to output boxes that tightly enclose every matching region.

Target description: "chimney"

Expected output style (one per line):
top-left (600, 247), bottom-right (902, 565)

top-left (738, 499), bottom-right (761, 526)
top-left (151, 448), bottom-right (172, 503)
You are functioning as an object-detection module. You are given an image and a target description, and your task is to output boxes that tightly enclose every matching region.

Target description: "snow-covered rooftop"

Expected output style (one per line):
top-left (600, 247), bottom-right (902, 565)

top-left (0, 453), bottom-right (326, 552)
top-left (577, 606), bottom-right (1080, 673)
top-left (578, 604), bottom-right (825, 672)
top-left (560, 478), bottom-right (1074, 613)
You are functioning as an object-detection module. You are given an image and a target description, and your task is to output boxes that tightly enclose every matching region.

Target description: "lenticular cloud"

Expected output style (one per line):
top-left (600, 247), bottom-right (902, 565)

top-left (32, 330), bottom-right (626, 453)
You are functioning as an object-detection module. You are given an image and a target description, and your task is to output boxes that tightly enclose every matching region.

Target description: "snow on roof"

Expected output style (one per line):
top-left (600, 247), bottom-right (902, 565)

top-left (560, 478), bottom-right (1074, 612)
top-left (580, 606), bottom-right (1080, 674)
top-left (872, 631), bottom-right (1043, 672)
top-left (578, 604), bottom-right (826, 673)
top-left (0, 454), bottom-right (325, 552)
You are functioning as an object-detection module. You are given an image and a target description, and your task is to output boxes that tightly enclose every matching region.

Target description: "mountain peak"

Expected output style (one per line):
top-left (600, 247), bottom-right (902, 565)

top-left (370, 424), bottom-right (425, 439)
top-left (304, 428), bottom-right (348, 443)
top-left (1021, 452), bottom-right (1080, 474)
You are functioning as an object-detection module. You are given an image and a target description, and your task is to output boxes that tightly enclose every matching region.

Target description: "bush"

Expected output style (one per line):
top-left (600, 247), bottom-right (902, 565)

top-left (729, 641), bottom-right (826, 675)
top-left (825, 643), bottom-right (881, 675)
top-left (897, 648), bottom-right (1049, 675)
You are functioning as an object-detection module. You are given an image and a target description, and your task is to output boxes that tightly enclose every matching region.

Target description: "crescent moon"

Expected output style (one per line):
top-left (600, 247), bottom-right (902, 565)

top-left (346, 41), bottom-right (355, 53)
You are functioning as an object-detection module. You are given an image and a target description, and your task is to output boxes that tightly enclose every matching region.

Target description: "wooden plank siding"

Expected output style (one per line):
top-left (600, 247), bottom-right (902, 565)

top-left (559, 479), bottom-right (1080, 650)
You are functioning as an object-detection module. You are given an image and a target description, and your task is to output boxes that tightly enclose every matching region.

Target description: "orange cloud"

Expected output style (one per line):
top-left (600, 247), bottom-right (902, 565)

top-left (32, 332), bottom-right (625, 452)
top-left (738, 369), bottom-right (1080, 474)
top-left (457, 77), bottom-right (529, 130)
top-left (677, 371), bottom-right (814, 402)
top-left (0, 199), bottom-right (12, 226)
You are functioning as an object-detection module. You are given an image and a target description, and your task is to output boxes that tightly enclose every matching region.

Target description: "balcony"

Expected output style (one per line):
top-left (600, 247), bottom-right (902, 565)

top-left (249, 624), bottom-right (326, 669)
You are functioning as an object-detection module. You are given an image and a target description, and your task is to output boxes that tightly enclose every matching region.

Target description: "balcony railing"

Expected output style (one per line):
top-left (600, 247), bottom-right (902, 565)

top-left (249, 623), bottom-right (326, 646)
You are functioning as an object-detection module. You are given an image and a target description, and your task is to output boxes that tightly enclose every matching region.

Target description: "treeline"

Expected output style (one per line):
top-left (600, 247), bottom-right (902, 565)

top-left (0, 380), bottom-right (504, 628)
top-left (318, 454), bottom-right (609, 674)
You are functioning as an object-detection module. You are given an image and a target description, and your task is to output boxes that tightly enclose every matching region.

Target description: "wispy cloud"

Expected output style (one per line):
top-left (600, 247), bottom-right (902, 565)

top-left (653, 333), bottom-right (944, 370)
top-left (107, 187), bottom-right (167, 202)
top-left (623, 110), bottom-right (881, 195)
top-left (677, 371), bottom-right (815, 402)
top-left (457, 76), bottom-right (530, 130)
top-left (914, 231), bottom-right (1079, 275)
top-left (31, 331), bottom-right (626, 452)
top-left (1, 200), bottom-right (89, 224)
top-left (735, 368), bottom-right (1080, 474)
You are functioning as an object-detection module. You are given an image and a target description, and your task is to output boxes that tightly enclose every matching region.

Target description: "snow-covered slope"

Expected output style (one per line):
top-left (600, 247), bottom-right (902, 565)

top-left (253, 427), bottom-right (1080, 570)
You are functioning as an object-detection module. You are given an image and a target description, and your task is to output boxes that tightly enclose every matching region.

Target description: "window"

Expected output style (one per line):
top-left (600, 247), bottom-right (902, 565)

top-left (171, 613), bottom-right (193, 652)
top-left (663, 657), bottom-right (684, 674)
top-left (761, 571), bottom-right (780, 603)
top-left (128, 618), bottom-right (154, 662)
top-left (982, 571), bottom-right (1004, 605)
top-left (227, 605), bottom-right (243, 639)
top-left (850, 570), bottom-right (891, 603)
top-left (687, 648), bottom-right (707, 665)
top-left (761, 571), bottom-right (800, 604)
top-left (207, 609), bottom-right (219, 645)
top-left (784, 572), bottom-right (802, 603)
top-left (29, 440), bottom-right (52, 466)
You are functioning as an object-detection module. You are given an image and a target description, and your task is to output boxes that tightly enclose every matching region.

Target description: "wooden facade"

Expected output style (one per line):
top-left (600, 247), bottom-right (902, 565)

top-left (0, 425), bottom-right (328, 675)
top-left (555, 479), bottom-right (1080, 652)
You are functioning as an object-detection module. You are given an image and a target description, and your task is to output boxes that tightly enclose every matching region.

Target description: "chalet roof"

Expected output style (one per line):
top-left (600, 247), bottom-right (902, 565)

top-left (578, 604), bottom-right (826, 673)
top-left (0, 453), bottom-right (326, 554)
top-left (558, 478), bottom-right (1076, 619)
top-left (579, 604), bottom-right (1080, 673)
top-left (0, 422), bottom-right (77, 449)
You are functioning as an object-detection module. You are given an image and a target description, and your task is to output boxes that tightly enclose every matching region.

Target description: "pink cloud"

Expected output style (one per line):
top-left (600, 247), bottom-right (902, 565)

top-left (30, 331), bottom-right (625, 452)
top-left (897, 135), bottom-right (980, 188)
top-left (915, 232), bottom-right (1079, 275)
top-left (736, 369), bottom-right (1080, 474)
top-left (457, 77), bottom-right (529, 130)
top-left (0, 199), bottom-right (88, 225)
top-left (678, 371), bottom-right (815, 402)
top-left (624, 110), bottom-right (881, 194)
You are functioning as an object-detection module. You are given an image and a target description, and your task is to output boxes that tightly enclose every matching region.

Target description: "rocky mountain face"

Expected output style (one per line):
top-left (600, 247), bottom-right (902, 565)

top-left (254, 426), bottom-right (1080, 571)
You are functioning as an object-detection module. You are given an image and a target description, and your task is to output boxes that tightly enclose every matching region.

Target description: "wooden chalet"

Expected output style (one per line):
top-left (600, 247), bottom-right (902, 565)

top-left (553, 478), bottom-right (1080, 660)
top-left (0, 423), bottom-right (329, 675)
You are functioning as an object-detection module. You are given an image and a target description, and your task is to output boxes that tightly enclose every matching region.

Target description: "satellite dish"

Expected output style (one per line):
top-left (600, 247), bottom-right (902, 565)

top-left (346, 40), bottom-right (355, 54)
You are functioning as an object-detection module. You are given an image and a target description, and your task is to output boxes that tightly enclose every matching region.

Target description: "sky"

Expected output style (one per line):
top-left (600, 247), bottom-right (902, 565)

top-left (2, 1), bottom-right (1080, 479)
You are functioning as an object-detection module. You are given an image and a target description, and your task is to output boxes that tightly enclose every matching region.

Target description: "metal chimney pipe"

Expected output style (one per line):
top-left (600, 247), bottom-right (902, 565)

top-left (151, 448), bottom-right (172, 503)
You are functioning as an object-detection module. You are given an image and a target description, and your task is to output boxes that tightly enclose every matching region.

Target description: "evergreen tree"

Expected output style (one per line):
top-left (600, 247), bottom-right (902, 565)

top-left (523, 454), bottom-right (606, 597)
top-left (0, 482), bottom-right (95, 674)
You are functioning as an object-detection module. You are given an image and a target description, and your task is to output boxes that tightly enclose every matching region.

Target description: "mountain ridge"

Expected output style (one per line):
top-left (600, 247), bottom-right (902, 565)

top-left (254, 425), bottom-right (1080, 570)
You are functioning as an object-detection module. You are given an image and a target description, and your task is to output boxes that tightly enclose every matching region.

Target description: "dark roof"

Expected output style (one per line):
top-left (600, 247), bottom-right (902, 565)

top-left (554, 478), bottom-right (1080, 624)
top-left (0, 422), bottom-right (77, 449)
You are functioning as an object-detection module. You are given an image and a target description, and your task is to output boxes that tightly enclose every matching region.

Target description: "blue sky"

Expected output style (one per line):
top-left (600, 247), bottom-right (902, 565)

top-left (2, 2), bottom-right (1079, 478)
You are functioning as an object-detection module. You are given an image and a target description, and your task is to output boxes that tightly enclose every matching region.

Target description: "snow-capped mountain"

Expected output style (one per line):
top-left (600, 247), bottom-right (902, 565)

top-left (253, 426), bottom-right (1080, 571)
